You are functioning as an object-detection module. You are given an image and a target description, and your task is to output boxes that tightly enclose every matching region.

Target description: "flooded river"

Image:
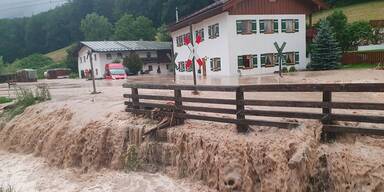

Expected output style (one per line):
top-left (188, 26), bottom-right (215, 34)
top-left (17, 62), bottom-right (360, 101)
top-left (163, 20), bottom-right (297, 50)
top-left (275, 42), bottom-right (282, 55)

top-left (0, 151), bottom-right (198, 192)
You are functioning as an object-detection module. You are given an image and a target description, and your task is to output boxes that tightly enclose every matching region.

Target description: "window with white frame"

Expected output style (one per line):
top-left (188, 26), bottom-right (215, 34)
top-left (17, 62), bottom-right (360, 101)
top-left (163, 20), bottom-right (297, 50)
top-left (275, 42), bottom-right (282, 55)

top-left (178, 61), bottom-right (186, 72)
top-left (208, 23), bottom-right (220, 39)
top-left (236, 20), bottom-right (257, 34)
top-left (106, 54), bottom-right (112, 60)
top-left (283, 52), bottom-right (300, 65)
top-left (282, 19), bottom-right (299, 33)
top-left (238, 55), bottom-right (258, 69)
top-left (260, 20), bottom-right (278, 34)
top-left (261, 53), bottom-right (278, 68)
top-left (210, 58), bottom-right (221, 71)
top-left (195, 28), bottom-right (205, 42)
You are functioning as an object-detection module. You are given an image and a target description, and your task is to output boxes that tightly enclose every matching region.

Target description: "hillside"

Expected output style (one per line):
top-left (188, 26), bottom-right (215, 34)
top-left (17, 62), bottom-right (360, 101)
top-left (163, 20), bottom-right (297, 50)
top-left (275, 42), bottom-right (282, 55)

top-left (44, 46), bottom-right (71, 63)
top-left (313, 1), bottom-right (384, 23)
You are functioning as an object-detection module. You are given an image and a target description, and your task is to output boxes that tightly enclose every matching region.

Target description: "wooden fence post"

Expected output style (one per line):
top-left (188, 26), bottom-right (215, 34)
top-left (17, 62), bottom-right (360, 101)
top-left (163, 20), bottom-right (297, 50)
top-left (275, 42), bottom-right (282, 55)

top-left (322, 91), bottom-right (332, 124)
top-left (131, 88), bottom-right (140, 110)
top-left (236, 87), bottom-right (249, 133)
top-left (174, 89), bottom-right (184, 124)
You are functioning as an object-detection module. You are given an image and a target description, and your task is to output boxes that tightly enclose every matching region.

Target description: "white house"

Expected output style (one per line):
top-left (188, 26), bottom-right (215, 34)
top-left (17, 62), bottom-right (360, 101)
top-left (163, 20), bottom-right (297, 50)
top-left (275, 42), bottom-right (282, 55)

top-left (169, 0), bottom-right (327, 77)
top-left (77, 41), bottom-right (172, 79)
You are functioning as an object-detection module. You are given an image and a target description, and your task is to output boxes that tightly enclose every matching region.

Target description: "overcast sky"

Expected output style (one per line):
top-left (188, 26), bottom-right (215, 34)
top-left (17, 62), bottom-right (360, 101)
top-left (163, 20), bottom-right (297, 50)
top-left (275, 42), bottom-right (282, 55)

top-left (0, 0), bottom-right (66, 19)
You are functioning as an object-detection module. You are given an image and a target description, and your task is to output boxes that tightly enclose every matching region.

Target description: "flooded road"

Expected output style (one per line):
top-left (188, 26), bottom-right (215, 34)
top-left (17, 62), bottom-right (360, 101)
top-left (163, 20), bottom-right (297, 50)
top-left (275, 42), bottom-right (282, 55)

top-left (0, 151), bottom-right (201, 192)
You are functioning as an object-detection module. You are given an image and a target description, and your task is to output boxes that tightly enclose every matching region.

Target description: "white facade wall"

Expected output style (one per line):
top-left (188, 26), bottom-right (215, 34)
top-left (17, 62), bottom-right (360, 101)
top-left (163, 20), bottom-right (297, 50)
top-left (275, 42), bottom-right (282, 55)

top-left (171, 12), bottom-right (307, 77)
top-left (78, 48), bottom-right (171, 78)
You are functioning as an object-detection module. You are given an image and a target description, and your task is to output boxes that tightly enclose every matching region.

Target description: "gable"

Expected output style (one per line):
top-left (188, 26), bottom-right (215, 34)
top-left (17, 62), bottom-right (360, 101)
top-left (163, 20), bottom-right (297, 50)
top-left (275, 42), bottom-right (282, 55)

top-left (225, 0), bottom-right (325, 15)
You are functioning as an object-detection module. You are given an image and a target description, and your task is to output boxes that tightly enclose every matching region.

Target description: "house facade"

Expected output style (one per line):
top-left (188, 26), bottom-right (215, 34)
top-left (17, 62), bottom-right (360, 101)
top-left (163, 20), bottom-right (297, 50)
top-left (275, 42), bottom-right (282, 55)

top-left (78, 41), bottom-right (172, 79)
top-left (169, 0), bottom-right (327, 77)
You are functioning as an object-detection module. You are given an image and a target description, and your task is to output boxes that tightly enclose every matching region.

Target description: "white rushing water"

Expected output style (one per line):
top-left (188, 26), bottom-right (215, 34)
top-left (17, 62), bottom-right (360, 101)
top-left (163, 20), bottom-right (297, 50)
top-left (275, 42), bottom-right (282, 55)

top-left (0, 151), bottom-right (196, 192)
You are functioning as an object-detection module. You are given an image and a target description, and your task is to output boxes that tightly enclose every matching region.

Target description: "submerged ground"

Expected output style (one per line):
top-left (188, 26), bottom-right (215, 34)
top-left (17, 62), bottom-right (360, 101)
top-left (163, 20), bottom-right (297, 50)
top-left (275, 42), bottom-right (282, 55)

top-left (0, 69), bottom-right (384, 191)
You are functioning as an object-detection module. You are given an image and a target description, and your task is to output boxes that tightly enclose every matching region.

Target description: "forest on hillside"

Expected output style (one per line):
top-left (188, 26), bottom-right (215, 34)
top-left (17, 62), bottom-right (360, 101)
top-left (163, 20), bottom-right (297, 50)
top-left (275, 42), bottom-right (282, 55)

top-left (0, 0), bottom-right (214, 63)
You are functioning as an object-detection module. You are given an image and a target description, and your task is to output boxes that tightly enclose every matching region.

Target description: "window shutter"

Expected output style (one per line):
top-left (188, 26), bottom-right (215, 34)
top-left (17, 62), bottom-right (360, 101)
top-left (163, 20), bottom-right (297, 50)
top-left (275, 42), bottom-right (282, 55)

top-left (238, 56), bottom-right (244, 69)
top-left (274, 20), bottom-right (279, 33)
top-left (282, 19), bottom-right (287, 33)
top-left (295, 52), bottom-right (300, 65)
top-left (251, 20), bottom-right (257, 33)
top-left (215, 24), bottom-right (220, 37)
top-left (282, 53), bottom-right (287, 65)
top-left (201, 29), bottom-right (205, 40)
top-left (252, 55), bottom-right (258, 68)
top-left (236, 21), bottom-right (243, 34)
top-left (210, 59), bottom-right (213, 71)
top-left (261, 55), bottom-right (266, 67)
top-left (260, 20), bottom-right (265, 33)
top-left (195, 30), bottom-right (198, 39)
top-left (295, 19), bottom-right (299, 32)
top-left (208, 26), bottom-right (212, 39)
top-left (274, 54), bottom-right (279, 66)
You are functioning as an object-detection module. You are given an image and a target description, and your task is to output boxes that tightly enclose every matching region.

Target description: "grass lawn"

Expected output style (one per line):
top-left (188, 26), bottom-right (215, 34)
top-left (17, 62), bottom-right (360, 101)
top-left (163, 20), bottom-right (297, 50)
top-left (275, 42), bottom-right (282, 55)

top-left (312, 1), bottom-right (384, 23)
top-left (44, 45), bottom-right (72, 62)
top-left (342, 63), bottom-right (377, 69)
top-left (0, 97), bottom-right (13, 104)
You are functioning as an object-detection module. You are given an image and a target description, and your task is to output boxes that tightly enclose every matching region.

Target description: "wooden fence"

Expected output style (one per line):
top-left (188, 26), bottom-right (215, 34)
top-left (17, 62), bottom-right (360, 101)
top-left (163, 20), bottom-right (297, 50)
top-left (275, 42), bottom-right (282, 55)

top-left (342, 51), bottom-right (384, 65)
top-left (123, 83), bottom-right (384, 136)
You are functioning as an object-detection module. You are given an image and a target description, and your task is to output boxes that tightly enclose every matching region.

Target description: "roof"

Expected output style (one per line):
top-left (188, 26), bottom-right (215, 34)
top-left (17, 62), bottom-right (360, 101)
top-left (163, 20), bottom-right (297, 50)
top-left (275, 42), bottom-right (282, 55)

top-left (169, 0), bottom-right (328, 32)
top-left (80, 41), bottom-right (172, 52)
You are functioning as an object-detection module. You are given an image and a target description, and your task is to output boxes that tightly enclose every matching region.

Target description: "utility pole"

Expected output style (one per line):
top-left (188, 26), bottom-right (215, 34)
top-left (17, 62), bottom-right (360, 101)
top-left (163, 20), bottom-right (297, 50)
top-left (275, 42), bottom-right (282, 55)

top-left (87, 50), bottom-right (99, 94)
top-left (189, 24), bottom-right (199, 95)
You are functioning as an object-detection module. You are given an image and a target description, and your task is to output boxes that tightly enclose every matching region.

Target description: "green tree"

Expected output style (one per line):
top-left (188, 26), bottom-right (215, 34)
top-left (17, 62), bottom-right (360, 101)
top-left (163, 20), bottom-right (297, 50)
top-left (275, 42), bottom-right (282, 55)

top-left (326, 10), bottom-right (348, 51)
top-left (156, 24), bottom-right (171, 42)
top-left (114, 14), bottom-right (156, 40)
top-left (308, 20), bottom-right (342, 70)
top-left (80, 13), bottom-right (113, 41)
top-left (123, 53), bottom-right (143, 74)
top-left (346, 21), bottom-right (374, 50)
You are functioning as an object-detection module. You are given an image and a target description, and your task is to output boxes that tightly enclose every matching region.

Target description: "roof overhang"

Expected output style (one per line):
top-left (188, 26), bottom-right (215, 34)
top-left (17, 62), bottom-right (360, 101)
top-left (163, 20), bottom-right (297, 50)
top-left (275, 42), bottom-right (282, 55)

top-left (169, 0), bottom-right (329, 32)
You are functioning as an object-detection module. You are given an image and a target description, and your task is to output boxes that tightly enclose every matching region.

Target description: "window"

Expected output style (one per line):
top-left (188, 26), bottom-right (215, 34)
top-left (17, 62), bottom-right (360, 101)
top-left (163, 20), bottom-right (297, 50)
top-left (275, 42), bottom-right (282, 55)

top-left (94, 54), bottom-right (97, 61)
top-left (80, 57), bottom-right (82, 63)
top-left (282, 19), bottom-right (299, 33)
top-left (176, 36), bottom-right (183, 47)
top-left (283, 52), bottom-right (300, 65)
top-left (148, 65), bottom-right (153, 71)
top-left (260, 20), bottom-right (278, 34)
top-left (166, 64), bottom-right (169, 70)
top-left (238, 55), bottom-right (258, 69)
top-left (210, 58), bottom-right (221, 72)
top-left (261, 53), bottom-right (278, 68)
top-left (83, 56), bottom-right (86, 62)
top-left (195, 28), bottom-right (205, 42)
top-left (208, 23), bottom-right (220, 39)
top-left (183, 33), bottom-right (191, 45)
top-left (117, 53), bottom-right (123, 59)
top-left (106, 54), bottom-right (112, 60)
top-left (146, 52), bottom-right (151, 58)
top-left (236, 20), bottom-right (257, 34)
top-left (178, 61), bottom-right (186, 72)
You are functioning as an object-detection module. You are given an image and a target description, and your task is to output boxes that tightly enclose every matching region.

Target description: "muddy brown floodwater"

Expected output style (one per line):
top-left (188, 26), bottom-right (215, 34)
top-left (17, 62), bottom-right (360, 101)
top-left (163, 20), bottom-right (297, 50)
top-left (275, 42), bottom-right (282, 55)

top-left (0, 69), bottom-right (383, 191)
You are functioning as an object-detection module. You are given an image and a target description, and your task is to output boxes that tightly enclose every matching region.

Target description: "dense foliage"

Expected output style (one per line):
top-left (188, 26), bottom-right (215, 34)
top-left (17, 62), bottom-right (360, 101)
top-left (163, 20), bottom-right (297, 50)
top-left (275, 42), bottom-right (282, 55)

top-left (308, 20), bottom-right (342, 70)
top-left (325, 0), bottom-right (379, 6)
top-left (325, 11), bottom-right (375, 51)
top-left (123, 53), bottom-right (143, 75)
top-left (0, 0), bottom-right (214, 63)
top-left (80, 13), bottom-right (113, 41)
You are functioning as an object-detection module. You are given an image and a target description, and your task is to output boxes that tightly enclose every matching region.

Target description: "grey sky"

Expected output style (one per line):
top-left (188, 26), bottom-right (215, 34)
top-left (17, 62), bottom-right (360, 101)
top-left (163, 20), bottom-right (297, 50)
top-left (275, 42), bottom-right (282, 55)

top-left (0, 0), bottom-right (66, 19)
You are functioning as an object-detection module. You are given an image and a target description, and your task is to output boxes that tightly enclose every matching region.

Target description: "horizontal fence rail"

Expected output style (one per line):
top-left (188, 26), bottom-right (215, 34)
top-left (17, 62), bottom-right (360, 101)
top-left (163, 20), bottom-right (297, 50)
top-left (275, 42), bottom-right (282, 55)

top-left (123, 83), bottom-right (384, 135)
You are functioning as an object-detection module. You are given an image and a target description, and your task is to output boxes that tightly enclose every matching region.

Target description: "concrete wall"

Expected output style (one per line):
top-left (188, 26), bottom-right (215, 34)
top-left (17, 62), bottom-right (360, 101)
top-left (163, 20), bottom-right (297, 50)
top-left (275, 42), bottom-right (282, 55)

top-left (171, 12), bottom-right (307, 77)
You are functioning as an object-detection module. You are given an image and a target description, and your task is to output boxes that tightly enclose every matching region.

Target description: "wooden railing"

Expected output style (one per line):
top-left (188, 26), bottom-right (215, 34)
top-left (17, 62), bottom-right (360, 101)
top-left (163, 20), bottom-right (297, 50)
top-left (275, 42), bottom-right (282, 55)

top-left (342, 51), bottom-right (384, 65)
top-left (123, 83), bottom-right (384, 136)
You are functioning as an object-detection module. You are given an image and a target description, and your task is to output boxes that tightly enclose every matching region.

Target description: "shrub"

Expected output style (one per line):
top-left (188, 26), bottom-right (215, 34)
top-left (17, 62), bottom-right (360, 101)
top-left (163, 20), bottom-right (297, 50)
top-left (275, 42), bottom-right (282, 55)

top-left (123, 53), bottom-right (143, 75)
top-left (0, 97), bottom-right (12, 104)
top-left (0, 185), bottom-right (16, 192)
top-left (282, 67), bottom-right (288, 73)
top-left (289, 67), bottom-right (297, 72)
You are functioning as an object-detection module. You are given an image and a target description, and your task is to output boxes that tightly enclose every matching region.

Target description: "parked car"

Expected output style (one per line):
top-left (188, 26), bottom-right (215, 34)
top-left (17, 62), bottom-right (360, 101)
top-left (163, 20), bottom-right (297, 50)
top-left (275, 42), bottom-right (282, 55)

top-left (104, 63), bottom-right (127, 80)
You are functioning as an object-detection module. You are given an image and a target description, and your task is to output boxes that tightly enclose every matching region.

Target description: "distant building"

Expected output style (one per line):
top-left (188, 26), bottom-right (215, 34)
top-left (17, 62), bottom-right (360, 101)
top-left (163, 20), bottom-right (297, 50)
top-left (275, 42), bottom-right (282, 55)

top-left (77, 41), bottom-right (172, 79)
top-left (169, 0), bottom-right (327, 77)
